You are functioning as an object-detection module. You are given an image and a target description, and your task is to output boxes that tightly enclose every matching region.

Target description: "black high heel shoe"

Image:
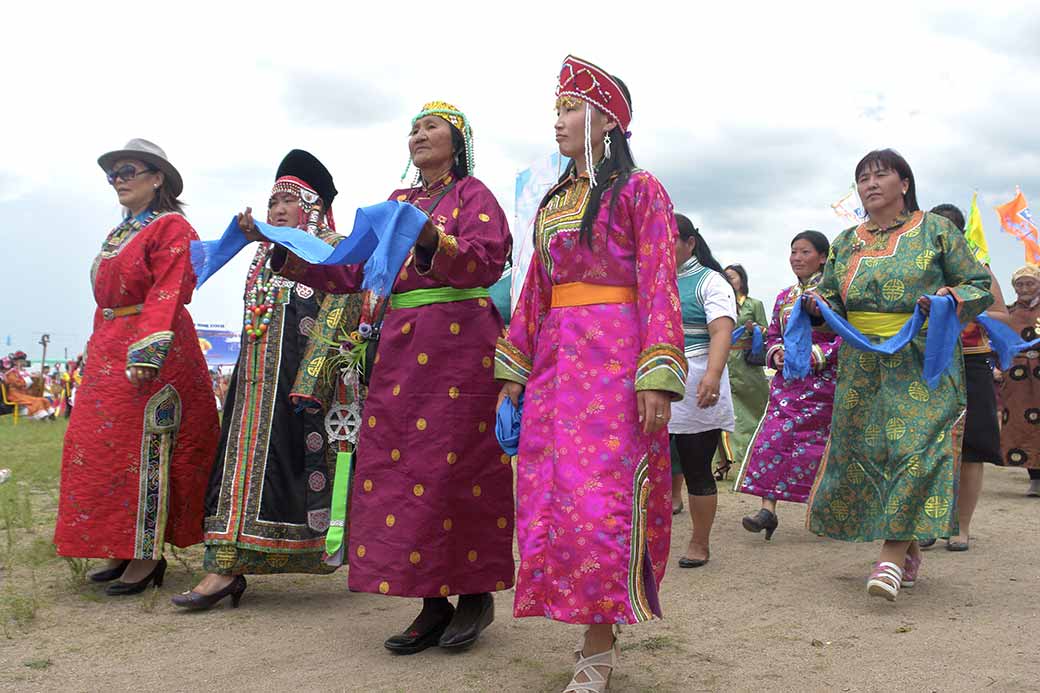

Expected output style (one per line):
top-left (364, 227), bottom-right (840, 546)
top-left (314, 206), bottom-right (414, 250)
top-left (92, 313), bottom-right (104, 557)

top-left (88, 559), bottom-right (130, 583)
top-left (171, 575), bottom-right (248, 611)
top-left (105, 558), bottom-right (167, 596)
top-left (742, 508), bottom-right (779, 540)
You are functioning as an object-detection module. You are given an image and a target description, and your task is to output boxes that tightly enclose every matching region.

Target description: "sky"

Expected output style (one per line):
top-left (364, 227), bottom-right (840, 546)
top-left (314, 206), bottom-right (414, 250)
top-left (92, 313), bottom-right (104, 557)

top-left (2, 1), bottom-right (1039, 364)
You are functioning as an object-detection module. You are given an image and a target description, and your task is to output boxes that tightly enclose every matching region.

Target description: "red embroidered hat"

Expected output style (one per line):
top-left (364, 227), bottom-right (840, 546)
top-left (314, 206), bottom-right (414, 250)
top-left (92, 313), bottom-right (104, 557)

top-left (556, 55), bottom-right (632, 133)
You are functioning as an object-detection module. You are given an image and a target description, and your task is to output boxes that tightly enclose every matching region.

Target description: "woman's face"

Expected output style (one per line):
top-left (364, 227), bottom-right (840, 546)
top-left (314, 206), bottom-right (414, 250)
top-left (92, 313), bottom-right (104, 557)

top-left (675, 235), bottom-right (695, 267)
top-left (408, 116), bottom-right (455, 174)
top-left (108, 158), bottom-right (162, 213)
top-left (790, 239), bottom-right (825, 280)
top-left (1013, 275), bottom-right (1039, 301)
top-left (856, 161), bottom-right (908, 218)
top-left (268, 192), bottom-right (302, 227)
top-left (554, 97), bottom-right (614, 161)
top-left (725, 269), bottom-right (743, 294)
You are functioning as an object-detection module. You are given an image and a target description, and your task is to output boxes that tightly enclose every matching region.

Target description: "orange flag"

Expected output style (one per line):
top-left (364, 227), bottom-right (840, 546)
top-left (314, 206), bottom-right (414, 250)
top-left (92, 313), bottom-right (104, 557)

top-left (995, 188), bottom-right (1040, 264)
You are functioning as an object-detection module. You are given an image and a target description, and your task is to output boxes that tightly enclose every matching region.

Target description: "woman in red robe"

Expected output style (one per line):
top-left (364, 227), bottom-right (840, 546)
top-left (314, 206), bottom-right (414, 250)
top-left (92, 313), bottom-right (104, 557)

top-left (274, 102), bottom-right (514, 654)
top-left (54, 139), bottom-right (219, 595)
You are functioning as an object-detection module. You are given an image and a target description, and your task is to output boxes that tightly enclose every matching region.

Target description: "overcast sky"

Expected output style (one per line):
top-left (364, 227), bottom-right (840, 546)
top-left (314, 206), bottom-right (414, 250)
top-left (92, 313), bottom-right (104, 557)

top-left (3, 1), bottom-right (1039, 363)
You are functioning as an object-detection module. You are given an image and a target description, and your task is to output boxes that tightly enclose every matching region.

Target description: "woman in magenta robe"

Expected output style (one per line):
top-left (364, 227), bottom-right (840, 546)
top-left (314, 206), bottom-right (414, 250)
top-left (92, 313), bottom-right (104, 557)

top-left (274, 101), bottom-right (513, 654)
top-left (496, 57), bottom-right (686, 692)
top-left (735, 231), bottom-right (840, 539)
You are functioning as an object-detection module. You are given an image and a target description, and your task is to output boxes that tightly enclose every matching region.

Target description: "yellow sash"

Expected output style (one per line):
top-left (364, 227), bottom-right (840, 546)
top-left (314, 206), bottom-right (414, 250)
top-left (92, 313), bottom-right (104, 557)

top-left (847, 311), bottom-right (926, 338)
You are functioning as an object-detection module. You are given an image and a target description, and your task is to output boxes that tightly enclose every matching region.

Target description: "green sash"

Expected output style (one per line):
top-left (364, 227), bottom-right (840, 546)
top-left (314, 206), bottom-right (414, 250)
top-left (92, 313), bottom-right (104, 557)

top-left (390, 286), bottom-right (490, 310)
top-left (324, 450), bottom-right (355, 559)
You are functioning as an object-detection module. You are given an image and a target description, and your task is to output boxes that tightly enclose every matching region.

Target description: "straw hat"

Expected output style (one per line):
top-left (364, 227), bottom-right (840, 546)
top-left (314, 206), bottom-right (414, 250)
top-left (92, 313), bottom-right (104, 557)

top-left (97, 138), bottom-right (183, 197)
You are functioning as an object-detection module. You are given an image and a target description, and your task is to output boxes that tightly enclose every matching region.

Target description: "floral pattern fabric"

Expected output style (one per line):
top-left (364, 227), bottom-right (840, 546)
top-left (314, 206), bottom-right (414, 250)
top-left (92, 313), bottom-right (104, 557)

top-left (496, 170), bottom-right (686, 625)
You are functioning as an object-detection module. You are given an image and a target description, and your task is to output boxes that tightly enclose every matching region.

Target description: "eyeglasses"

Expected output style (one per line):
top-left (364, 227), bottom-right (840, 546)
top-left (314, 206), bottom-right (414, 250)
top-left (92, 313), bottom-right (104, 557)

top-left (106, 164), bottom-right (157, 185)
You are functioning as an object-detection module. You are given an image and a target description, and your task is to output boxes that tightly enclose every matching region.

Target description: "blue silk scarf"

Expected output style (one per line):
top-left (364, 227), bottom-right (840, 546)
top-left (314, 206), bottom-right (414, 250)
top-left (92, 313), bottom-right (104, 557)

top-left (189, 201), bottom-right (428, 296)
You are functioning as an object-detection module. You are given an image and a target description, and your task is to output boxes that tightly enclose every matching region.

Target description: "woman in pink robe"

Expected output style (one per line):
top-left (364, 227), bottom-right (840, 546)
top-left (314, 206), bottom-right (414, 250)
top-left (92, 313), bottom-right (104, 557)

top-left (496, 56), bottom-right (686, 692)
top-left (275, 101), bottom-right (513, 655)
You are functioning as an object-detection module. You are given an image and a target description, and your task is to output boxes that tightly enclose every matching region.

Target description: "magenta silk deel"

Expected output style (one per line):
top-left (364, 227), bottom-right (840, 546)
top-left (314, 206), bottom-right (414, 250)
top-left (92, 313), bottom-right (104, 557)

top-left (496, 171), bottom-right (687, 625)
top-left (277, 174), bottom-right (515, 598)
top-left (736, 275), bottom-right (840, 503)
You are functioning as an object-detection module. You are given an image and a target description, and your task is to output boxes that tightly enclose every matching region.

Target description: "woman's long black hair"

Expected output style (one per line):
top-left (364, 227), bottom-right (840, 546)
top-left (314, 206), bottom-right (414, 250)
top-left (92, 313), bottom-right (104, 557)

top-left (539, 75), bottom-right (636, 247)
top-left (448, 126), bottom-right (470, 180)
top-left (675, 214), bottom-right (724, 272)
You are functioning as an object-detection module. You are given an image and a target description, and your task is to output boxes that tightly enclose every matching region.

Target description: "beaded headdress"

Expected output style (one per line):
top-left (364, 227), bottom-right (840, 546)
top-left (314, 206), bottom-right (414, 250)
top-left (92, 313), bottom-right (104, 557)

top-left (401, 100), bottom-right (475, 183)
top-left (555, 55), bottom-right (632, 188)
top-left (271, 149), bottom-right (338, 231)
top-left (1012, 264), bottom-right (1040, 283)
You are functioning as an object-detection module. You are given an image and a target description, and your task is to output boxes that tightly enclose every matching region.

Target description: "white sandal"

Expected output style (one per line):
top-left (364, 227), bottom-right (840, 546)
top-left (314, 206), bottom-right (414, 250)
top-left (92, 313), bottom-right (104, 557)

top-left (563, 630), bottom-right (619, 693)
top-left (866, 561), bottom-right (903, 601)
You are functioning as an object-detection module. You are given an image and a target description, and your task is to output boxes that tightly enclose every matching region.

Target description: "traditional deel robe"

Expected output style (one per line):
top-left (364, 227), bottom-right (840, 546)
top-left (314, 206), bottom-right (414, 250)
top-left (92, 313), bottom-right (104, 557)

top-left (718, 296), bottom-right (770, 465)
top-left (55, 212), bottom-right (219, 559)
top-left (736, 272), bottom-right (841, 503)
top-left (3, 369), bottom-right (50, 416)
top-left (668, 256), bottom-right (736, 435)
top-left (998, 298), bottom-right (1040, 468)
top-left (806, 211), bottom-right (992, 541)
top-left (278, 174), bottom-right (515, 597)
top-left (201, 240), bottom-right (339, 576)
top-left (496, 170), bottom-right (687, 625)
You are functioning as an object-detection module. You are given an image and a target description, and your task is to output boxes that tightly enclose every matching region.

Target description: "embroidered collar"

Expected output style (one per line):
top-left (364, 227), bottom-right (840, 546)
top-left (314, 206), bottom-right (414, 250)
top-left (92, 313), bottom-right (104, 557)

top-left (863, 211), bottom-right (912, 234)
top-left (420, 173), bottom-right (455, 195)
top-left (798, 270), bottom-right (823, 290)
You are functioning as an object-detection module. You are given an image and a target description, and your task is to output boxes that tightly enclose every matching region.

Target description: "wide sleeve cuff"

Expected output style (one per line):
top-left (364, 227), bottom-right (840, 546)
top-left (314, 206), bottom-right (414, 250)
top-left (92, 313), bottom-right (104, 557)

top-left (270, 246), bottom-right (311, 282)
top-left (810, 344), bottom-right (826, 371)
top-left (127, 331), bottom-right (174, 370)
top-left (414, 228), bottom-right (459, 277)
top-left (494, 336), bottom-right (532, 385)
top-left (767, 344), bottom-right (784, 370)
top-left (634, 344), bottom-right (687, 400)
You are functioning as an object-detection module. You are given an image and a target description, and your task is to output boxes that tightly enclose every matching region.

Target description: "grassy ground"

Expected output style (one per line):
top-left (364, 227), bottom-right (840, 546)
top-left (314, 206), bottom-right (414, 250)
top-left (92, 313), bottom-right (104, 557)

top-left (1, 417), bottom-right (1038, 692)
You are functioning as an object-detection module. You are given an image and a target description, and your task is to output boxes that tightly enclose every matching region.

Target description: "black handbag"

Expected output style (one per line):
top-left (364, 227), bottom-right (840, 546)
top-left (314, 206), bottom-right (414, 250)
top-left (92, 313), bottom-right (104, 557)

top-left (361, 182), bottom-right (456, 386)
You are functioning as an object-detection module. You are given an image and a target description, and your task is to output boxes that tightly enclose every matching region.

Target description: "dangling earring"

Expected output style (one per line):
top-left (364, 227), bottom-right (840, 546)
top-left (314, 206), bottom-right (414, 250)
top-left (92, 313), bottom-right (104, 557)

top-left (603, 132), bottom-right (612, 160)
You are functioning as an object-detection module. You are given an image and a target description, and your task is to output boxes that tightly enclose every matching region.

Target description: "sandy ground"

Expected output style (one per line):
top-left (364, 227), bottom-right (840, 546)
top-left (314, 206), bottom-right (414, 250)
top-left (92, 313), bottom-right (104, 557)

top-left (2, 465), bottom-right (1038, 693)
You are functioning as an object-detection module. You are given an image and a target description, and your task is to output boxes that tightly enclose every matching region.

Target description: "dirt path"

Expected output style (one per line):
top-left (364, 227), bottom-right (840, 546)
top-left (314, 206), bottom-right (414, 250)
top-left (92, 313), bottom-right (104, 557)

top-left (2, 466), bottom-right (1038, 692)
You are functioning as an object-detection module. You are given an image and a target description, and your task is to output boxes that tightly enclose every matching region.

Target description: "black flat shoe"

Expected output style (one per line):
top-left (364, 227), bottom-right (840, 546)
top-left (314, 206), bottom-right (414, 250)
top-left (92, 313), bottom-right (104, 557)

top-left (384, 605), bottom-right (455, 655)
top-left (742, 508), bottom-right (779, 540)
top-left (105, 559), bottom-right (166, 596)
top-left (672, 502), bottom-right (684, 516)
top-left (88, 560), bottom-right (130, 583)
top-left (171, 575), bottom-right (247, 611)
top-left (438, 593), bottom-right (494, 650)
top-left (678, 553), bottom-right (709, 568)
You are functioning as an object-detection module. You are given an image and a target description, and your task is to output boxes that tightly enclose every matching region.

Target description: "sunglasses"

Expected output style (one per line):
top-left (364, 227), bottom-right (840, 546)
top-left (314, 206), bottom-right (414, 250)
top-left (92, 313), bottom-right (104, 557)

top-left (106, 164), bottom-right (157, 185)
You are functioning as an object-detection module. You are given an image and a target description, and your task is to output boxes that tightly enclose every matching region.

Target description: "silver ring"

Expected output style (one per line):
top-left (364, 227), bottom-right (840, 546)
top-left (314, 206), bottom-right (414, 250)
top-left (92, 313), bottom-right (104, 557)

top-left (654, 414), bottom-right (665, 419)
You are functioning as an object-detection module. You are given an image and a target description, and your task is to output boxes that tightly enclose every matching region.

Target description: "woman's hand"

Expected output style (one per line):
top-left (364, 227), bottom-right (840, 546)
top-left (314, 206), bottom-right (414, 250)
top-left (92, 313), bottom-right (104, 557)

top-left (126, 366), bottom-right (158, 387)
top-left (415, 219), bottom-right (439, 250)
top-left (802, 293), bottom-right (822, 317)
top-left (916, 287), bottom-right (954, 318)
top-left (695, 372), bottom-right (722, 408)
top-left (497, 381), bottom-right (523, 409)
top-left (237, 207), bottom-right (265, 242)
top-left (993, 367), bottom-right (1004, 383)
top-left (637, 390), bottom-right (671, 434)
top-left (744, 319), bottom-right (755, 334)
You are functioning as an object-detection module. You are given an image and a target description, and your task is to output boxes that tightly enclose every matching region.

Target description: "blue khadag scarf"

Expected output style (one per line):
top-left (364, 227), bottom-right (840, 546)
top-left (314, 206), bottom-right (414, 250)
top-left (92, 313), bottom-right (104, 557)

top-left (189, 201), bottom-right (428, 296)
top-left (495, 393), bottom-right (523, 456)
top-left (783, 294), bottom-right (962, 389)
top-left (976, 313), bottom-right (1040, 369)
top-left (730, 324), bottom-right (764, 355)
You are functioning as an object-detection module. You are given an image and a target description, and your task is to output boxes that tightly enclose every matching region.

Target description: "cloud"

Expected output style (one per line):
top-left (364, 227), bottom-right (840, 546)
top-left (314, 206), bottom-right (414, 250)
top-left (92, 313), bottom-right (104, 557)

top-left (281, 68), bottom-right (408, 128)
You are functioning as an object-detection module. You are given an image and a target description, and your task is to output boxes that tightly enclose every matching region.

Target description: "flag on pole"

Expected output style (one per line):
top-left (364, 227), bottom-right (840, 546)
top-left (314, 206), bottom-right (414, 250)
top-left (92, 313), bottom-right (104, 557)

top-left (964, 191), bottom-right (990, 264)
top-left (995, 188), bottom-right (1040, 264)
top-left (512, 152), bottom-right (569, 301)
top-left (831, 185), bottom-right (866, 224)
